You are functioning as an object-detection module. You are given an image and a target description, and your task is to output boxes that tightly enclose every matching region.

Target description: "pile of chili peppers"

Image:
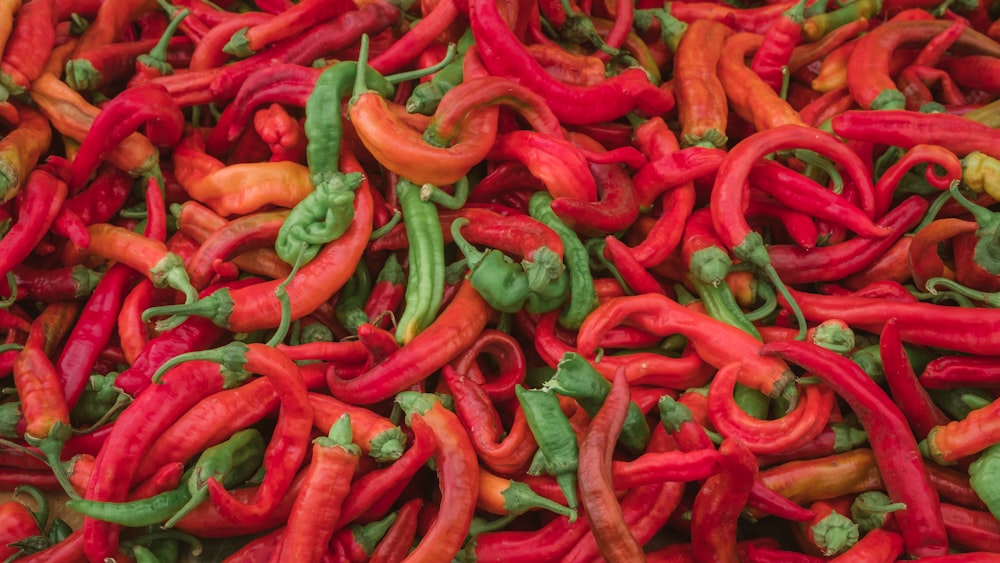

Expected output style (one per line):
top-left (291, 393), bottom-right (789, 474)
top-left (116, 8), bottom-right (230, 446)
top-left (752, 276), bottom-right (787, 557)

top-left (2, 0), bottom-right (1000, 560)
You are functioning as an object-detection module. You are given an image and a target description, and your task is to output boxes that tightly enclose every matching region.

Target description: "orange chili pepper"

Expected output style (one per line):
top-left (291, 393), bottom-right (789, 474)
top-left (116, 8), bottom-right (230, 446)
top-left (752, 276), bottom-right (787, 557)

top-left (0, 103), bottom-right (51, 203)
top-left (29, 73), bottom-right (158, 178)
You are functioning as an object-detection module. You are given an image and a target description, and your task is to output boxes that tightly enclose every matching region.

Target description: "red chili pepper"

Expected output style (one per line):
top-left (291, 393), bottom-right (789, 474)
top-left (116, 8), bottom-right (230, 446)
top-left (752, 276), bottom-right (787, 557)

top-left (548, 132), bottom-right (640, 235)
top-left (468, 0), bottom-right (671, 125)
top-left (578, 294), bottom-right (795, 399)
top-left (208, 0), bottom-right (401, 101)
top-left (780, 286), bottom-right (1000, 355)
top-left (880, 318), bottom-right (950, 440)
top-left (708, 362), bottom-right (835, 455)
top-left (0, 167), bottom-right (67, 282)
top-left (335, 414), bottom-right (436, 527)
top-left (630, 182), bottom-right (697, 268)
top-left (0, 494), bottom-right (44, 560)
top-left (326, 278), bottom-right (490, 404)
top-left (750, 0), bottom-right (805, 93)
top-left (762, 340), bottom-right (949, 557)
top-left (941, 55), bottom-right (1000, 94)
top-left (274, 413), bottom-right (360, 563)
top-left (395, 392), bottom-right (478, 561)
top-left (55, 264), bottom-right (140, 410)
top-left (530, 309), bottom-right (714, 388)
top-left (201, 344), bottom-right (313, 526)
top-left (223, 0), bottom-right (354, 57)
top-left (749, 159), bottom-right (889, 238)
top-left (370, 0), bottom-right (457, 73)
top-left (0, 0), bottom-right (55, 94)
top-left (690, 438), bottom-right (758, 562)
top-left (921, 354), bottom-right (1000, 390)
top-left (847, 19), bottom-right (1000, 110)
top-left (602, 235), bottom-right (664, 295)
top-left (875, 144), bottom-right (962, 218)
top-left (369, 498), bottom-right (423, 563)
top-left (253, 103), bottom-right (306, 163)
top-left (633, 146), bottom-right (726, 209)
top-left (832, 109), bottom-right (1000, 161)
top-left (486, 130), bottom-right (595, 202)
top-left (69, 82), bottom-right (184, 190)
top-left (768, 195), bottom-right (928, 284)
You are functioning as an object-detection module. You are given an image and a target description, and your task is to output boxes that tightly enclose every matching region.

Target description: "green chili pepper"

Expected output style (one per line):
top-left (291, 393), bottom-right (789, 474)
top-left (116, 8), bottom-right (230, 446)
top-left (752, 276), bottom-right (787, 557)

top-left (451, 218), bottom-right (567, 314)
top-left (406, 28), bottom-right (474, 115)
top-left (542, 352), bottom-right (649, 453)
top-left (394, 178), bottom-right (446, 344)
top-left (163, 427), bottom-right (266, 528)
top-left (514, 385), bottom-right (579, 511)
top-left (274, 171), bottom-right (363, 266)
top-left (70, 373), bottom-right (127, 424)
top-left (528, 192), bottom-right (598, 330)
top-left (969, 443), bottom-right (1000, 520)
top-left (66, 428), bottom-right (265, 527)
top-left (334, 259), bottom-right (372, 335)
top-left (928, 387), bottom-right (994, 421)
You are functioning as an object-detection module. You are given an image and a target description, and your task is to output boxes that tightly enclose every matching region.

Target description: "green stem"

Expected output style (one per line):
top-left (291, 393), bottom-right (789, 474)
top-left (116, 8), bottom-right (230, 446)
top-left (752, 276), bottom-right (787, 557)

top-left (384, 43), bottom-right (457, 84)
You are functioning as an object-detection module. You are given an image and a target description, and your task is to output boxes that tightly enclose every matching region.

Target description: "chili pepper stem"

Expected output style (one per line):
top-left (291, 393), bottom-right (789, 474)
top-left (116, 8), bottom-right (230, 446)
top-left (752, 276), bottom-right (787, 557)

top-left (24, 423), bottom-right (80, 500)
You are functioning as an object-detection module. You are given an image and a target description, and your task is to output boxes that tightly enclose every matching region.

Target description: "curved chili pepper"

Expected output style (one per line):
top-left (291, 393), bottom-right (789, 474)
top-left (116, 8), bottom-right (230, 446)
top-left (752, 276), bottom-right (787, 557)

top-left (326, 277), bottom-right (488, 404)
top-left (0, 104), bottom-right (51, 204)
top-left (751, 0), bottom-right (805, 93)
top-left (207, 0), bottom-right (401, 101)
top-left (468, 0), bottom-right (671, 125)
top-left (486, 130), bottom-right (595, 202)
top-left (69, 82), bottom-right (183, 191)
top-left (82, 359), bottom-right (246, 561)
top-left (127, 7), bottom-right (191, 87)
top-left (768, 195), bottom-right (928, 284)
top-left (762, 339), bottom-right (949, 557)
top-left (186, 209), bottom-right (288, 290)
top-left (691, 438), bottom-right (758, 562)
top-left (0, 167), bottom-right (67, 281)
top-left (442, 364), bottom-right (536, 475)
top-left (223, 0), bottom-right (353, 57)
top-left (370, 0), bottom-right (458, 73)
top-left (83, 223), bottom-right (198, 305)
top-left (574, 367), bottom-right (642, 560)
top-left (396, 392), bottom-right (478, 561)
top-left (708, 362), bottom-right (835, 455)
top-left (874, 144), bottom-right (962, 218)
top-left (578, 294), bottom-right (795, 399)
top-left (30, 74), bottom-right (159, 179)
top-left (274, 413), bottom-right (359, 563)
top-left (750, 159), bottom-right (889, 238)
top-left (718, 32), bottom-right (805, 132)
top-left (847, 19), bottom-right (1000, 110)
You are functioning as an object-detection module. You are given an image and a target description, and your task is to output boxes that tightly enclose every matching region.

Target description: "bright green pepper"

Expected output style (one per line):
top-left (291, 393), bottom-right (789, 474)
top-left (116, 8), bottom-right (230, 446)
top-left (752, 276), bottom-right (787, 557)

top-left (543, 352), bottom-right (650, 453)
top-left (394, 178), bottom-right (446, 344)
top-left (274, 171), bottom-right (363, 266)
